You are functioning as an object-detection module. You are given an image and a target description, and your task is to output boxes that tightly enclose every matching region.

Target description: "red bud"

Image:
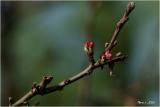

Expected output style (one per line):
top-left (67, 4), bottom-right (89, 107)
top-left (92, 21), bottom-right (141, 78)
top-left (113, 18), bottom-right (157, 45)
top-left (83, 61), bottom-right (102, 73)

top-left (104, 50), bottom-right (112, 58)
top-left (84, 41), bottom-right (94, 48)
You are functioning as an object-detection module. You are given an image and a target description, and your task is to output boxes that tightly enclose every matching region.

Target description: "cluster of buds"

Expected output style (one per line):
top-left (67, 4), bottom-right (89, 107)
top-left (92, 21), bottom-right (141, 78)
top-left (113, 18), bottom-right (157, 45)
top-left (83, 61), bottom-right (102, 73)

top-left (84, 41), bottom-right (122, 76)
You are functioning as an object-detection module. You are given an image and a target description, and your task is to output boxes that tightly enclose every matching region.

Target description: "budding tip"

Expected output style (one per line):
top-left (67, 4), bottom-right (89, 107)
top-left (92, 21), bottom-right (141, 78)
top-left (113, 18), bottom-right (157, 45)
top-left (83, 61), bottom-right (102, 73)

top-left (84, 41), bottom-right (94, 48)
top-left (129, 2), bottom-right (135, 9)
top-left (115, 52), bottom-right (122, 57)
top-left (105, 42), bottom-right (109, 48)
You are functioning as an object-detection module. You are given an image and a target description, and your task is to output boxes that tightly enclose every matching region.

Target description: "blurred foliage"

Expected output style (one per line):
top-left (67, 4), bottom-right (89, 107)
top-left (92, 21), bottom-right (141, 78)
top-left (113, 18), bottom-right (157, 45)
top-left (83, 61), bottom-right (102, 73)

top-left (1, 1), bottom-right (159, 106)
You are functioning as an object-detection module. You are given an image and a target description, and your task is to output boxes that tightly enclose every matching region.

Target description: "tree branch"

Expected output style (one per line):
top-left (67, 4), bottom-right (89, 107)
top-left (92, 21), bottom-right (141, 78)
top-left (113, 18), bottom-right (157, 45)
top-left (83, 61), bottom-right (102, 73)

top-left (10, 2), bottom-right (135, 106)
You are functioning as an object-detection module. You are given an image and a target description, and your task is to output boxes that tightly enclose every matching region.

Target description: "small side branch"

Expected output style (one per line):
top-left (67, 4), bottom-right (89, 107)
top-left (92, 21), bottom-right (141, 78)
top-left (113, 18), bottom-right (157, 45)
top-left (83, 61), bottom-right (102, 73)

top-left (12, 76), bottom-right (53, 106)
top-left (106, 2), bottom-right (135, 51)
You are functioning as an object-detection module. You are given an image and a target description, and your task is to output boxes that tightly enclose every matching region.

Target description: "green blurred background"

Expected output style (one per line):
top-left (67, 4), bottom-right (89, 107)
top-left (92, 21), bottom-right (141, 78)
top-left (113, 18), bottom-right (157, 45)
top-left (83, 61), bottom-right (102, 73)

top-left (1, 1), bottom-right (159, 106)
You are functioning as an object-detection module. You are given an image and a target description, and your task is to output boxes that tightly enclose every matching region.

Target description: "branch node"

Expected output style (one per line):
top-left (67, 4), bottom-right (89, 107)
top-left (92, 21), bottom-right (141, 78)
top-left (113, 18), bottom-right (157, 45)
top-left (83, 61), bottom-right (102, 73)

top-left (86, 69), bottom-right (93, 75)
top-left (115, 52), bottom-right (123, 57)
top-left (38, 76), bottom-right (53, 95)
top-left (105, 42), bottom-right (109, 48)
top-left (64, 79), bottom-right (70, 85)
top-left (9, 97), bottom-right (14, 106)
top-left (32, 82), bottom-right (38, 89)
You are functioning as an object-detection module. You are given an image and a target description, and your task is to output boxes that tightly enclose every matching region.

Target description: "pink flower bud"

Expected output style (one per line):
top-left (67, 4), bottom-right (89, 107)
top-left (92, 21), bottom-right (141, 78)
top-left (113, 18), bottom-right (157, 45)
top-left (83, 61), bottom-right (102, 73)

top-left (84, 41), bottom-right (94, 55)
top-left (84, 41), bottom-right (94, 48)
top-left (104, 50), bottom-right (112, 58)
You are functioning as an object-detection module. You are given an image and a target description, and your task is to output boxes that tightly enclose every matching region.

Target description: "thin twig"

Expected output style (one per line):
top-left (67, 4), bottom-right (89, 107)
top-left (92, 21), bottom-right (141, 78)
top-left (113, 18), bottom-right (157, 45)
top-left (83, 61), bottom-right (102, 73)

top-left (106, 2), bottom-right (135, 51)
top-left (10, 2), bottom-right (135, 106)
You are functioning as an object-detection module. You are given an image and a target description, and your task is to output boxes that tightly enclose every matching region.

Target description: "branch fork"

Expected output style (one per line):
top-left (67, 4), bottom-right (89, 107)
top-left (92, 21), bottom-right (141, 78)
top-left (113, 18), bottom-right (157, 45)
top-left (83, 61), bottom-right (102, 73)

top-left (9, 2), bottom-right (135, 106)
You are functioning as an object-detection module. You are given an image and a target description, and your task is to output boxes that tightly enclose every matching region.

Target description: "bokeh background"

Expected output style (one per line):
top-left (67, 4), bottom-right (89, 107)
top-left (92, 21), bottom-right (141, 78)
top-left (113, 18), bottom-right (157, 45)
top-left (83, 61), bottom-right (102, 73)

top-left (1, 1), bottom-right (159, 106)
